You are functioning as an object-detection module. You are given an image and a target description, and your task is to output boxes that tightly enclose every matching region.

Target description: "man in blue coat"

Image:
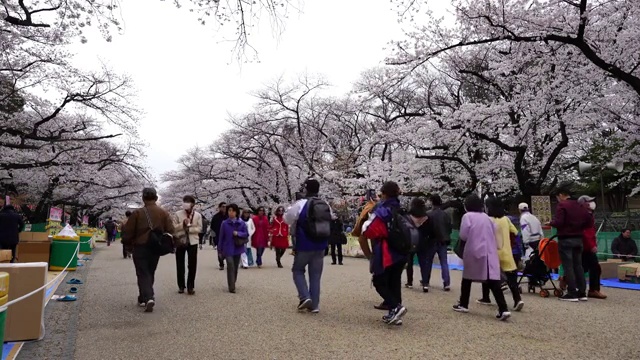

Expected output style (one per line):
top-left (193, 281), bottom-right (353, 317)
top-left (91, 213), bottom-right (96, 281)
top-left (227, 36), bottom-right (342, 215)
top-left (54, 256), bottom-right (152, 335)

top-left (284, 179), bottom-right (332, 313)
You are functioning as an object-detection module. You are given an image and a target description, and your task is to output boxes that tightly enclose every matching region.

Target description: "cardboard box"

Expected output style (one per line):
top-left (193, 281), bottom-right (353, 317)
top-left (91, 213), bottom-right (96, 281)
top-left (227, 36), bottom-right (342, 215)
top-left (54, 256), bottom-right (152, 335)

top-left (16, 242), bottom-right (51, 263)
top-left (618, 263), bottom-right (640, 283)
top-left (607, 258), bottom-right (623, 263)
top-left (0, 262), bottom-right (47, 342)
top-left (30, 232), bottom-right (51, 242)
top-left (600, 261), bottom-right (632, 279)
top-left (0, 250), bottom-right (12, 263)
top-left (18, 232), bottom-right (33, 242)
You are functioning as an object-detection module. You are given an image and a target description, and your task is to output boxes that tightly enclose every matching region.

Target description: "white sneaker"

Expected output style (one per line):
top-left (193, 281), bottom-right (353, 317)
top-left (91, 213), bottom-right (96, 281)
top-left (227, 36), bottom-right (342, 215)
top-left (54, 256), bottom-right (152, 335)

top-left (144, 299), bottom-right (155, 313)
top-left (497, 311), bottom-right (511, 321)
top-left (514, 301), bottom-right (524, 312)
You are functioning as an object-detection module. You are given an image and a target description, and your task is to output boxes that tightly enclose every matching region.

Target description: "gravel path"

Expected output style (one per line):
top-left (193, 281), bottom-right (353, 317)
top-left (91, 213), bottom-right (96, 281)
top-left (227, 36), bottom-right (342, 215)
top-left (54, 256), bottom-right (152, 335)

top-left (67, 245), bottom-right (639, 360)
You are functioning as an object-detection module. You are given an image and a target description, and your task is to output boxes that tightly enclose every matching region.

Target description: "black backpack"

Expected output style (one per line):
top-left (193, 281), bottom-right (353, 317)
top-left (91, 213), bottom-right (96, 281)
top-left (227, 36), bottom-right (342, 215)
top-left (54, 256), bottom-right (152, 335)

top-left (304, 197), bottom-right (332, 242)
top-left (385, 207), bottom-right (415, 255)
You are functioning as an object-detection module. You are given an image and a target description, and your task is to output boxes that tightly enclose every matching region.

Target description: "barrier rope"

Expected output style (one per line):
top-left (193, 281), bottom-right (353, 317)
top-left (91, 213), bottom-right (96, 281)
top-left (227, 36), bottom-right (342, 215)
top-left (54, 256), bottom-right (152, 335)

top-left (0, 238), bottom-right (92, 312)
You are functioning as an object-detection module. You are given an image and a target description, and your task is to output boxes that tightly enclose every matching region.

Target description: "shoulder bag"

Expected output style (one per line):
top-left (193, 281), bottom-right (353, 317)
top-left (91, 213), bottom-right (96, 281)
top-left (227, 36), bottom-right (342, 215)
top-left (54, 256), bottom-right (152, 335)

top-left (143, 207), bottom-right (175, 256)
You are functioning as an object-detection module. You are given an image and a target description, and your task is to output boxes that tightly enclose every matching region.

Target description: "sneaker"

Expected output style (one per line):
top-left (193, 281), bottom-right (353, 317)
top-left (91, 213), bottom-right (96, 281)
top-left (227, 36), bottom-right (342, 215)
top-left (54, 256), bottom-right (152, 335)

top-left (443, 285), bottom-right (451, 292)
top-left (514, 301), bottom-right (524, 311)
top-left (309, 308), bottom-right (319, 314)
top-left (405, 283), bottom-right (413, 289)
top-left (297, 298), bottom-right (312, 311)
top-left (588, 290), bottom-right (607, 299)
top-left (187, 289), bottom-right (195, 295)
top-left (219, 266), bottom-right (224, 271)
top-left (144, 299), bottom-right (155, 313)
top-left (138, 302), bottom-right (146, 308)
top-left (178, 288), bottom-right (185, 294)
top-left (476, 299), bottom-right (493, 306)
top-left (422, 286), bottom-right (429, 293)
top-left (452, 304), bottom-right (469, 313)
top-left (385, 305), bottom-right (407, 325)
top-left (394, 320), bottom-right (403, 326)
top-left (496, 311), bottom-right (511, 321)
top-left (338, 262), bottom-right (343, 265)
top-left (559, 294), bottom-right (579, 302)
top-left (578, 293), bottom-right (588, 301)
top-left (331, 262), bottom-right (337, 265)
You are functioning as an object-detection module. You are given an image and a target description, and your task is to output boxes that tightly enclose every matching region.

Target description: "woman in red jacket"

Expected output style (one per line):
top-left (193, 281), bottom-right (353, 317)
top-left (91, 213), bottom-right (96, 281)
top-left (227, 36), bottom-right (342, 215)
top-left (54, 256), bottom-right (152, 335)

top-left (269, 206), bottom-right (289, 268)
top-left (252, 206), bottom-right (270, 268)
top-left (578, 196), bottom-right (606, 299)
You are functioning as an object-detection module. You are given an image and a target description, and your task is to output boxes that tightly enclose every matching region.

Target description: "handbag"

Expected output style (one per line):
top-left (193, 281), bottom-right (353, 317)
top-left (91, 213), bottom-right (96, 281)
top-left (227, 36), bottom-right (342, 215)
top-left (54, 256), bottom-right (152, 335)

top-left (232, 221), bottom-right (249, 246)
top-left (453, 238), bottom-right (465, 259)
top-left (143, 207), bottom-right (175, 256)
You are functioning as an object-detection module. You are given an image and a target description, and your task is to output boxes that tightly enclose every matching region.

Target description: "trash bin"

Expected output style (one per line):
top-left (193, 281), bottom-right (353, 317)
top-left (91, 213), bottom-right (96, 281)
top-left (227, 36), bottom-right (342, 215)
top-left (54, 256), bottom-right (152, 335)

top-left (78, 233), bottom-right (92, 255)
top-left (49, 235), bottom-right (79, 271)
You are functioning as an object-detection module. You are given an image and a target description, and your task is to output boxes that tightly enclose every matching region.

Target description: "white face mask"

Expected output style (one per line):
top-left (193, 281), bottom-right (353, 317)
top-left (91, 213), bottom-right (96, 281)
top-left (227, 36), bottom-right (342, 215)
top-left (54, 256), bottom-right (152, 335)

top-left (589, 202), bottom-right (596, 211)
top-left (182, 203), bottom-right (192, 211)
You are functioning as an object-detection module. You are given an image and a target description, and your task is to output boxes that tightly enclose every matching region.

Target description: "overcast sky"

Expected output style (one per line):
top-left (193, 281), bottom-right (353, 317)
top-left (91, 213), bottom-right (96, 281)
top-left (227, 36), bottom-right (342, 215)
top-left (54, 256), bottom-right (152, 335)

top-left (71, 0), bottom-right (449, 183)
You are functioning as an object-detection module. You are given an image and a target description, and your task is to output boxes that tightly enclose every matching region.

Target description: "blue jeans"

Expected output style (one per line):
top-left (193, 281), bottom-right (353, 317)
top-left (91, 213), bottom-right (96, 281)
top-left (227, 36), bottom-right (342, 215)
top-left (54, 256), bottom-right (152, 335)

top-left (418, 244), bottom-right (450, 287)
top-left (292, 250), bottom-right (324, 309)
top-left (255, 247), bottom-right (265, 266)
top-left (245, 248), bottom-right (254, 266)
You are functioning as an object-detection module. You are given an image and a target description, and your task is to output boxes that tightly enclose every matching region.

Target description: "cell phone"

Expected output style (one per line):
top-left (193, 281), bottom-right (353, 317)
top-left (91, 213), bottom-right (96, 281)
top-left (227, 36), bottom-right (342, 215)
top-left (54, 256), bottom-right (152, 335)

top-left (365, 189), bottom-right (376, 201)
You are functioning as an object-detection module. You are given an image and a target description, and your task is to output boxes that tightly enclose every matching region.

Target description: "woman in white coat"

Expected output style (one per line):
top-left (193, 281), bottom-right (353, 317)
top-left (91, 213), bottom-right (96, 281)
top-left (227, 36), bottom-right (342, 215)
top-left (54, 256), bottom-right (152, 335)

top-left (173, 195), bottom-right (203, 295)
top-left (241, 208), bottom-right (256, 268)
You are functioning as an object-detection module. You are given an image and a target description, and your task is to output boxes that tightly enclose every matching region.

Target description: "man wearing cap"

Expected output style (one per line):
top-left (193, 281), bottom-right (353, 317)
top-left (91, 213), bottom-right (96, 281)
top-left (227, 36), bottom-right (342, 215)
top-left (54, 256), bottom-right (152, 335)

top-left (577, 195), bottom-right (606, 299)
top-left (549, 185), bottom-right (592, 302)
top-left (518, 203), bottom-right (543, 251)
top-left (122, 188), bottom-right (175, 312)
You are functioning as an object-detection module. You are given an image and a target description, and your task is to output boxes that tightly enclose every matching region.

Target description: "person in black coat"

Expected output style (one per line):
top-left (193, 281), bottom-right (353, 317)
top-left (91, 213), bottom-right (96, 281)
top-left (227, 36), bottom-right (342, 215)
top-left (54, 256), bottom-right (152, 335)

top-left (0, 205), bottom-right (24, 263)
top-left (328, 216), bottom-right (347, 265)
top-left (210, 202), bottom-right (228, 270)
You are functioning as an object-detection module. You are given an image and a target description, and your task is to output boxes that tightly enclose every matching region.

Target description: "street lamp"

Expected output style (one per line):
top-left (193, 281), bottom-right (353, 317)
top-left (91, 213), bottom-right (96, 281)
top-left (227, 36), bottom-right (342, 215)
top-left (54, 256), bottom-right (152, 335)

top-left (577, 160), bottom-right (624, 212)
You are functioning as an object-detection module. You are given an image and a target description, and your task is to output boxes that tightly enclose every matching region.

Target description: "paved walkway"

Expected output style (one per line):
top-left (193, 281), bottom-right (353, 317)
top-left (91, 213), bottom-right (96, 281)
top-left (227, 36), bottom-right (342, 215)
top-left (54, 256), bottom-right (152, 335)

top-left (19, 244), bottom-right (640, 359)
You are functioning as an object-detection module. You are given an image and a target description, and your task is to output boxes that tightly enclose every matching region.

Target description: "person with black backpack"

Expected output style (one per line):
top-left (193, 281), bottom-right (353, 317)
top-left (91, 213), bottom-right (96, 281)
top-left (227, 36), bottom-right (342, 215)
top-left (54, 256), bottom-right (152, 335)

top-left (284, 179), bottom-right (333, 313)
top-left (362, 182), bottom-right (425, 325)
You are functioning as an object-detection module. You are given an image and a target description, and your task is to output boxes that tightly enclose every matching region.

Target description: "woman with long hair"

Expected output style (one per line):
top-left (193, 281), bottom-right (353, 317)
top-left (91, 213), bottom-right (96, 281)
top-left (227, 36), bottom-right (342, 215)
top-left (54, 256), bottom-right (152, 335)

top-left (454, 194), bottom-right (511, 321)
top-left (477, 197), bottom-right (524, 311)
top-left (269, 206), bottom-right (289, 268)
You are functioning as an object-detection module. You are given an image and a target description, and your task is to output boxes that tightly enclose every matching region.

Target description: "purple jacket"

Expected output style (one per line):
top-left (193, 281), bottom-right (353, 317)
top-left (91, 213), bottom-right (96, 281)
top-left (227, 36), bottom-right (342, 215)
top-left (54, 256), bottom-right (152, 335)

top-left (459, 212), bottom-right (501, 281)
top-left (218, 218), bottom-right (249, 257)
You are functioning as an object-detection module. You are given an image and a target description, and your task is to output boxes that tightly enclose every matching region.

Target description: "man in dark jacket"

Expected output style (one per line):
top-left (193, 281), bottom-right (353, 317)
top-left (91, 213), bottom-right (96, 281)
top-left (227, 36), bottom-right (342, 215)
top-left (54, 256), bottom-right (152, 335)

top-left (550, 185), bottom-right (591, 302)
top-left (611, 229), bottom-right (638, 261)
top-left (210, 202), bottom-right (228, 270)
top-left (199, 214), bottom-right (209, 250)
top-left (0, 205), bottom-right (24, 263)
top-left (417, 194), bottom-right (452, 293)
top-left (104, 217), bottom-right (116, 246)
top-left (122, 188), bottom-right (175, 313)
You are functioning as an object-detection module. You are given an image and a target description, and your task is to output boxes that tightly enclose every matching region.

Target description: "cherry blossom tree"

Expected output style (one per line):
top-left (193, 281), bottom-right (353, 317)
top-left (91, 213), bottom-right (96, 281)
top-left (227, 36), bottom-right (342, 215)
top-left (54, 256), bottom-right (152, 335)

top-left (384, 0), bottom-right (640, 199)
top-left (2, 0), bottom-right (298, 58)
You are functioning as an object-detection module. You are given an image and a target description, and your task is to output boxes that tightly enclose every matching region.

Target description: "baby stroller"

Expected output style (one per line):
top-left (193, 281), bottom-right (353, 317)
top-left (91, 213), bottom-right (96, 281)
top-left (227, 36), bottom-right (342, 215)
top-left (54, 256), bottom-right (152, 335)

top-left (517, 235), bottom-right (564, 298)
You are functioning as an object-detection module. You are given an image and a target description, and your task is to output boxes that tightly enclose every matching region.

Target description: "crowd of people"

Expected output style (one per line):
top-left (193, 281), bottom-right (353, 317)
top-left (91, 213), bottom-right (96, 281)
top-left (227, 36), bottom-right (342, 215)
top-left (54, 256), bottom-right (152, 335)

top-left (117, 180), bottom-right (632, 326)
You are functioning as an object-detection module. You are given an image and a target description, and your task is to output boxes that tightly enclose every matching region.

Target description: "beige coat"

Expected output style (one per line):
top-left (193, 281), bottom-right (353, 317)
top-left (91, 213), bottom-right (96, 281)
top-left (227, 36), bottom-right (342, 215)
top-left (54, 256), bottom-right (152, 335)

top-left (172, 210), bottom-right (203, 246)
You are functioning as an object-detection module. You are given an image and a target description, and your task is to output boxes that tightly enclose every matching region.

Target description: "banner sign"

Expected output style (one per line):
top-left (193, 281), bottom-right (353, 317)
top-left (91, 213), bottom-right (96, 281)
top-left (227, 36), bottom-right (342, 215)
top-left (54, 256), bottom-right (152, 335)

top-left (531, 196), bottom-right (552, 225)
top-left (49, 207), bottom-right (63, 222)
top-left (82, 215), bottom-right (89, 225)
